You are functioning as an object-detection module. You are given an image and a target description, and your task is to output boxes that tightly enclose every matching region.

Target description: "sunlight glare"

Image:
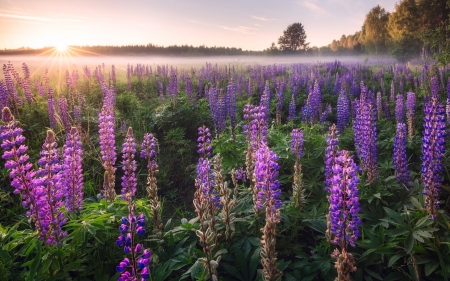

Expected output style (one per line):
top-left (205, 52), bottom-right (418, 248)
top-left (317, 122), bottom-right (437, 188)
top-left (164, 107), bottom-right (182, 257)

top-left (55, 43), bottom-right (68, 52)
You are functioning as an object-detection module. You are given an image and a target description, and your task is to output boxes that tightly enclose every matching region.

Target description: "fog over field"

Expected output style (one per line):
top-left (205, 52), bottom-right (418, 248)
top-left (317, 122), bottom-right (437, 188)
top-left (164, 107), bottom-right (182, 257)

top-left (0, 55), bottom-right (398, 77)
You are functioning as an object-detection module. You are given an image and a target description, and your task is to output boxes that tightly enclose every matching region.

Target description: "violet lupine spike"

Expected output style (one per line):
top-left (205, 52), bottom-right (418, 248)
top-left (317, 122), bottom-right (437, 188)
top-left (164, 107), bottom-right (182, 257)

top-left (116, 208), bottom-right (151, 280)
top-left (390, 82), bottom-right (395, 103)
top-left (197, 126), bottom-right (212, 159)
top-left (324, 124), bottom-right (339, 193)
top-left (288, 94), bottom-right (296, 121)
top-left (47, 88), bottom-right (58, 130)
top-left (59, 97), bottom-right (72, 132)
top-left (255, 143), bottom-right (282, 281)
top-left (376, 92), bottom-right (382, 120)
top-left (395, 94), bottom-right (404, 124)
top-left (63, 127), bottom-right (84, 212)
top-left (35, 130), bottom-right (68, 245)
top-left (0, 81), bottom-right (8, 109)
top-left (0, 107), bottom-right (40, 231)
top-left (430, 76), bottom-right (439, 99)
top-left (393, 123), bottom-right (410, 188)
top-left (406, 92), bottom-right (416, 136)
top-left (99, 102), bottom-right (117, 201)
top-left (121, 127), bottom-right (137, 201)
top-left (328, 150), bottom-right (361, 247)
top-left (447, 77), bottom-right (450, 124)
top-left (421, 97), bottom-right (446, 220)
top-left (250, 105), bottom-right (268, 150)
top-left (337, 90), bottom-right (349, 132)
top-left (290, 129), bottom-right (304, 159)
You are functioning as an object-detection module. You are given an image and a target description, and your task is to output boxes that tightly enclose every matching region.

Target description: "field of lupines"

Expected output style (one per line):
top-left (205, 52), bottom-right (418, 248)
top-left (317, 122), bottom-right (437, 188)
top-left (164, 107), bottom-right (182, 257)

top-left (0, 59), bottom-right (449, 281)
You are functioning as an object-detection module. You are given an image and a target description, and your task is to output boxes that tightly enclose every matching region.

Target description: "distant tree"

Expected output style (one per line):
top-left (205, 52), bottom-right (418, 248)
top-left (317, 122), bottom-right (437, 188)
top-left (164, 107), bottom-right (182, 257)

top-left (387, 0), bottom-right (421, 62)
top-left (361, 5), bottom-right (391, 55)
top-left (418, 0), bottom-right (450, 65)
top-left (278, 23), bottom-right (308, 51)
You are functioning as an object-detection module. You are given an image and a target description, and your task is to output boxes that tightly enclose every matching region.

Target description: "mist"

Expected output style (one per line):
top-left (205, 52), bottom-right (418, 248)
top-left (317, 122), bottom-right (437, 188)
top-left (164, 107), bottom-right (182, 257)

top-left (0, 55), bottom-right (398, 77)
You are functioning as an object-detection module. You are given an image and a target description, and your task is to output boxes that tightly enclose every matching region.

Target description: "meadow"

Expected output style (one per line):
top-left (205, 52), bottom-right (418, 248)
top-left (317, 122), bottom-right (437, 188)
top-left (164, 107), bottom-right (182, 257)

top-left (0, 57), bottom-right (449, 281)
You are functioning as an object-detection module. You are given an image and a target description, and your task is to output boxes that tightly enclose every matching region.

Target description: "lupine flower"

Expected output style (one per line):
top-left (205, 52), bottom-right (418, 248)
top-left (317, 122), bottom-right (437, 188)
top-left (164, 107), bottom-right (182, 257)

top-left (290, 129), bottom-right (304, 159)
top-left (325, 124), bottom-right (339, 193)
top-left (395, 94), bottom-right (404, 124)
top-left (353, 90), bottom-right (378, 183)
top-left (288, 94), bottom-right (296, 121)
top-left (393, 123), bottom-right (410, 188)
top-left (406, 92), bottom-right (416, 136)
top-left (320, 104), bottom-right (332, 123)
top-left (291, 128), bottom-right (305, 208)
top-left (0, 107), bottom-right (41, 231)
top-left (337, 90), bottom-right (349, 132)
top-left (63, 127), bottom-right (83, 212)
top-left (59, 97), bottom-right (72, 132)
top-left (235, 167), bottom-right (247, 183)
top-left (430, 76), bottom-right (439, 99)
top-left (116, 207), bottom-right (151, 280)
top-left (328, 150), bottom-right (361, 247)
top-left (390, 82), bottom-right (395, 103)
top-left (35, 130), bottom-right (68, 245)
top-left (47, 88), bottom-right (58, 130)
top-left (99, 101), bottom-right (116, 201)
top-left (275, 80), bottom-right (285, 125)
top-left (421, 97), bottom-right (446, 220)
top-left (121, 127), bottom-right (137, 201)
top-left (140, 133), bottom-right (162, 234)
top-left (255, 143), bottom-right (282, 281)
top-left (376, 92), bottom-right (382, 120)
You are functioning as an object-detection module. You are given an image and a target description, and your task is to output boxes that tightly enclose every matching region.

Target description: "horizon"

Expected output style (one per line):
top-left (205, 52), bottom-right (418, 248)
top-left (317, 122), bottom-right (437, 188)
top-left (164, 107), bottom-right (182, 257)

top-left (0, 0), bottom-right (396, 51)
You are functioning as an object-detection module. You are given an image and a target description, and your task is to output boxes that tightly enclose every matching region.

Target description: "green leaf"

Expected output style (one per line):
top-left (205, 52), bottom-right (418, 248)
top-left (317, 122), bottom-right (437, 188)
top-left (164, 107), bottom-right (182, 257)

top-left (416, 230), bottom-right (433, 238)
top-left (86, 224), bottom-right (96, 235)
top-left (410, 197), bottom-right (422, 209)
top-left (388, 255), bottom-right (403, 267)
top-left (27, 242), bottom-right (41, 281)
top-left (363, 267), bottom-right (383, 280)
top-left (424, 262), bottom-right (439, 276)
top-left (164, 218), bottom-right (172, 232)
top-left (404, 233), bottom-right (414, 254)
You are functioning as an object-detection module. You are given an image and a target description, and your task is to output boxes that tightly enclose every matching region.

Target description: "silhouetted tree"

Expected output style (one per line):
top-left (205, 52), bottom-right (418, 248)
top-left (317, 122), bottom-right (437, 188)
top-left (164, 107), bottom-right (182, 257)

top-left (278, 23), bottom-right (309, 51)
top-left (361, 5), bottom-right (390, 55)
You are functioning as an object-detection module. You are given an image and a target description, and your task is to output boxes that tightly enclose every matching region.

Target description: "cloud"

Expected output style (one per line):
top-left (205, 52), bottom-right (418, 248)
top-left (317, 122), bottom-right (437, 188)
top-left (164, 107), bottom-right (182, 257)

top-left (0, 12), bottom-right (81, 23)
top-left (218, 25), bottom-right (258, 34)
top-left (191, 20), bottom-right (258, 34)
top-left (251, 16), bottom-right (275, 21)
top-left (298, 1), bottom-right (330, 16)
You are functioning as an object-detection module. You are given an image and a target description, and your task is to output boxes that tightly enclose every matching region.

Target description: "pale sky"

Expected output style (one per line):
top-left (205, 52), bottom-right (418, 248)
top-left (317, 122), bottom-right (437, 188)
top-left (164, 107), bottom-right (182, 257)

top-left (0, 0), bottom-right (396, 51)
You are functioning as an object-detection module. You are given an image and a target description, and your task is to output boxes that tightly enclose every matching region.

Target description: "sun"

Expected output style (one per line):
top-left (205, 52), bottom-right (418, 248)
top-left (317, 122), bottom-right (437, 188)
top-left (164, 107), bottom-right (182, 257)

top-left (55, 43), bottom-right (68, 52)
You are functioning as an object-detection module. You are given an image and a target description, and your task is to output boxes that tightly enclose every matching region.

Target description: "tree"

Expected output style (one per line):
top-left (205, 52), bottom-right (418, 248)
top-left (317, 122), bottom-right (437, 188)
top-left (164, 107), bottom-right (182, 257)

top-left (387, 0), bottom-right (421, 62)
top-left (361, 5), bottom-right (391, 55)
top-left (278, 23), bottom-right (308, 51)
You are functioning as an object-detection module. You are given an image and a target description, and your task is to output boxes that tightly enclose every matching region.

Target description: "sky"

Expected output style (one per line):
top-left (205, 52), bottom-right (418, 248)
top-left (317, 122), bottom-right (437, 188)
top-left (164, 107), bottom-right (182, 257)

top-left (0, 0), bottom-right (397, 51)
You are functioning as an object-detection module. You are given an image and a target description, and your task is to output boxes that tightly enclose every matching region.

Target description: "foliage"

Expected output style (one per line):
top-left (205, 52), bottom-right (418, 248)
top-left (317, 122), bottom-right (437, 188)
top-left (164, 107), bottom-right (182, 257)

top-left (277, 23), bottom-right (309, 51)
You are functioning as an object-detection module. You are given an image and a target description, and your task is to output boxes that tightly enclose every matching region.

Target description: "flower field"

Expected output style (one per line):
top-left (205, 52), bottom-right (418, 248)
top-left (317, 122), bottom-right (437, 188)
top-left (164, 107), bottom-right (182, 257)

top-left (0, 59), bottom-right (449, 281)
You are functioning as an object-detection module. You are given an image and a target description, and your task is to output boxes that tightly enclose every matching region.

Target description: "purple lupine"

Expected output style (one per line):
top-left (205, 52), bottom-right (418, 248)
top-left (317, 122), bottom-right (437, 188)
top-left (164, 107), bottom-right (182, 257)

top-left (430, 76), bottom-right (439, 99)
top-left (35, 130), bottom-right (67, 245)
top-left (21, 63), bottom-right (33, 106)
top-left (99, 101), bottom-right (117, 201)
top-left (328, 150), bottom-right (361, 247)
top-left (121, 127), bottom-right (137, 201)
top-left (255, 143), bottom-right (282, 280)
top-left (254, 143), bottom-right (281, 211)
top-left (390, 82), bottom-right (395, 103)
top-left (383, 98), bottom-right (392, 121)
top-left (337, 90), bottom-right (349, 132)
top-left (275, 80), bottom-right (285, 125)
top-left (288, 94), bottom-right (296, 122)
top-left (47, 88), bottom-right (58, 130)
top-left (320, 104), bottom-right (332, 123)
top-left (250, 105), bottom-right (268, 150)
top-left (0, 107), bottom-right (40, 230)
top-left (63, 127), bottom-right (83, 212)
top-left (195, 126), bottom-right (219, 208)
top-left (140, 133), bottom-right (158, 171)
top-left (290, 129), bottom-right (304, 159)
top-left (0, 81), bottom-right (8, 109)
top-left (421, 97), bottom-right (446, 220)
top-left (406, 92), bottom-right (416, 136)
top-left (324, 124), bottom-right (339, 193)
top-left (260, 81), bottom-right (270, 124)
top-left (59, 97), bottom-right (72, 132)
top-left (116, 212), bottom-right (151, 280)
top-left (126, 64), bottom-right (131, 90)
top-left (376, 92), bottom-right (382, 120)
top-left (395, 94), bottom-right (404, 124)
top-left (393, 123), bottom-right (410, 188)
top-left (447, 77), bottom-right (450, 123)
top-left (227, 79), bottom-right (237, 136)
top-left (353, 90), bottom-right (378, 183)
top-left (235, 167), bottom-right (247, 183)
